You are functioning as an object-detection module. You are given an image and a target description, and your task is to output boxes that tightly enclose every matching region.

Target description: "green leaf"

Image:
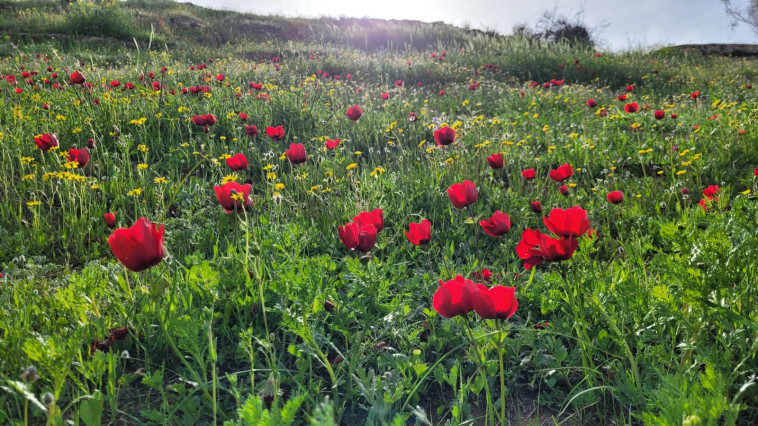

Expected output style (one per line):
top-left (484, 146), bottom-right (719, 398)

top-left (80, 390), bottom-right (104, 426)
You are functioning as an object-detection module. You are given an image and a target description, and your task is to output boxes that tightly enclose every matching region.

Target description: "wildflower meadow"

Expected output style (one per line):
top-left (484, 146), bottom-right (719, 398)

top-left (1, 1), bottom-right (758, 424)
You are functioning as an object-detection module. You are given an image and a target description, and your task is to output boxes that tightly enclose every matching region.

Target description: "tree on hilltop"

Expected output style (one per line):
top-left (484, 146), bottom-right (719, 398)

top-left (721, 0), bottom-right (758, 36)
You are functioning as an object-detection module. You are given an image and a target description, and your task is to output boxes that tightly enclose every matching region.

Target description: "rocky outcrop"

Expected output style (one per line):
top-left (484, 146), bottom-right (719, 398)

top-left (673, 44), bottom-right (758, 57)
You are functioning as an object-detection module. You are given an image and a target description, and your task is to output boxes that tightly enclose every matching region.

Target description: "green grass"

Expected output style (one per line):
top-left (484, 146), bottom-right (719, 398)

top-left (0, 0), bottom-right (758, 424)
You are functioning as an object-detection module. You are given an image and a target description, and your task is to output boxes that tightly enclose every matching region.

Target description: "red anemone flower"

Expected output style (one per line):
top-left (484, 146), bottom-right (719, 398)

top-left (325, 138), bottom-right (340, 150)
top-left (472, 268), bottom-right (492, 282)
top-left (213, 182), bottom-right (254, 213)
top-left (245, 124), bottom-right (258, 137)
top-left (69, 70), bottom-right (86, 84)
top-left (226, 153), bottom-right (249, 171)
top-left (654, 110), bottom-right (665, 120)
top-left (432, 276), bottom-right (486, 318)
top-left (549, 163), bottom-right (573, 182)
top-left (104, 212), bottom-right (117, 228)
top-left (624, 102), bottom-right (639, 113)
top-left (434, 127), bottom-right (456, 146)
top-left (405, 219), bottom-right (431, 246)
top-left (543, 206), bottom-right (590, 238)
top-left (285, 143), bottom-right (307, 164)
top-left (67, 148), bottom-right (90, 168)
top-left (266, 126), bottom-right (285, 141)
top-left (192, 115), bottom-right (207, 126)
top-left (472, 285), bottom-right (518, 320)
top-left (346, 105), bottom-right (363, 121)
top-left (486, 153), bottom-right (504, 169)
top-left (239, 112), bottom-right (249, 121)
top-left (203, 114), bottom-right (217, 126)
top-left (607, 190), bottom-right (624, 204)
top-left (586, 99), bottom-right (597, 108)
top-left (447, 180), bottom-right (478, 209)
top-left (338, 222), bottom-right (377, 252)
top-left (34, 133), bottom-right (59, 151)
top-left (515, 229), bottom-right (579, 270)
top-left (480, 211), bottom-right (511, 237)
top-left (522, 168), bottom-right (536, 180)
top-left (108, 217), bottom-right (165, 272)
top-left (353, 208), bottom-right (384, 233)
top-left (703, 185), bottom-right (720, 199)
top-left (530, 201), bottom-right (543, 213)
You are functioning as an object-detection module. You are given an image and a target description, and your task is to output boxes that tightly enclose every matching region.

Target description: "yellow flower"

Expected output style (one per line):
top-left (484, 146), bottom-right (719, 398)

top-left (21, 157), bottom-right (34, 164)
top-left (220, 136), bottom-right (226, 141)
top-left (263, 164), bottom-right (274, 170)
top-left (72, 127), bottom-right (82, 134)
top-left (130, 117), bottom-right (147, 126)
top-left (23, 174), bottom-right (35, 180)
top-left (155, 112), bottom-right (162, 118)
top-left (266, 172), bottom-right (277, 180)
top-left (222, 173), bottom-right (239, 183)
top-left (27, 201), bottom-right (41, 207)
top-left (354, 151), bottom-right (362, 156)
top-left (346, 163), bottom-right (357, 171)
top-left (154, 177), bottom-right (167, 184)
top-left (137, 144), bottom-right (149, 152)
top-left (275, 183), bottom-right (285, 191)
top-left (137, 163), bottom-right (148, 170)
top-left (370, 167), bottom-right (385, 178)
top-left (219, 154), bottom-right (231, 160)
top-left (127, 188), bottom-right (142, 197)
top-left (742, 189), bottom-right (751, 195)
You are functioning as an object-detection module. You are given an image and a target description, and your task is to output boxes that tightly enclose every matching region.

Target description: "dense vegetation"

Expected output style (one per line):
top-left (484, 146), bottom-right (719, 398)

top-left (1, 1), bottom-right (758, 424)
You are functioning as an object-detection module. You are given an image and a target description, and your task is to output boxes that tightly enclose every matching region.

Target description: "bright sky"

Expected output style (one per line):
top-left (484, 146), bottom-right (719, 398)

top-left (177, 0), bottom-right (757, 51)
